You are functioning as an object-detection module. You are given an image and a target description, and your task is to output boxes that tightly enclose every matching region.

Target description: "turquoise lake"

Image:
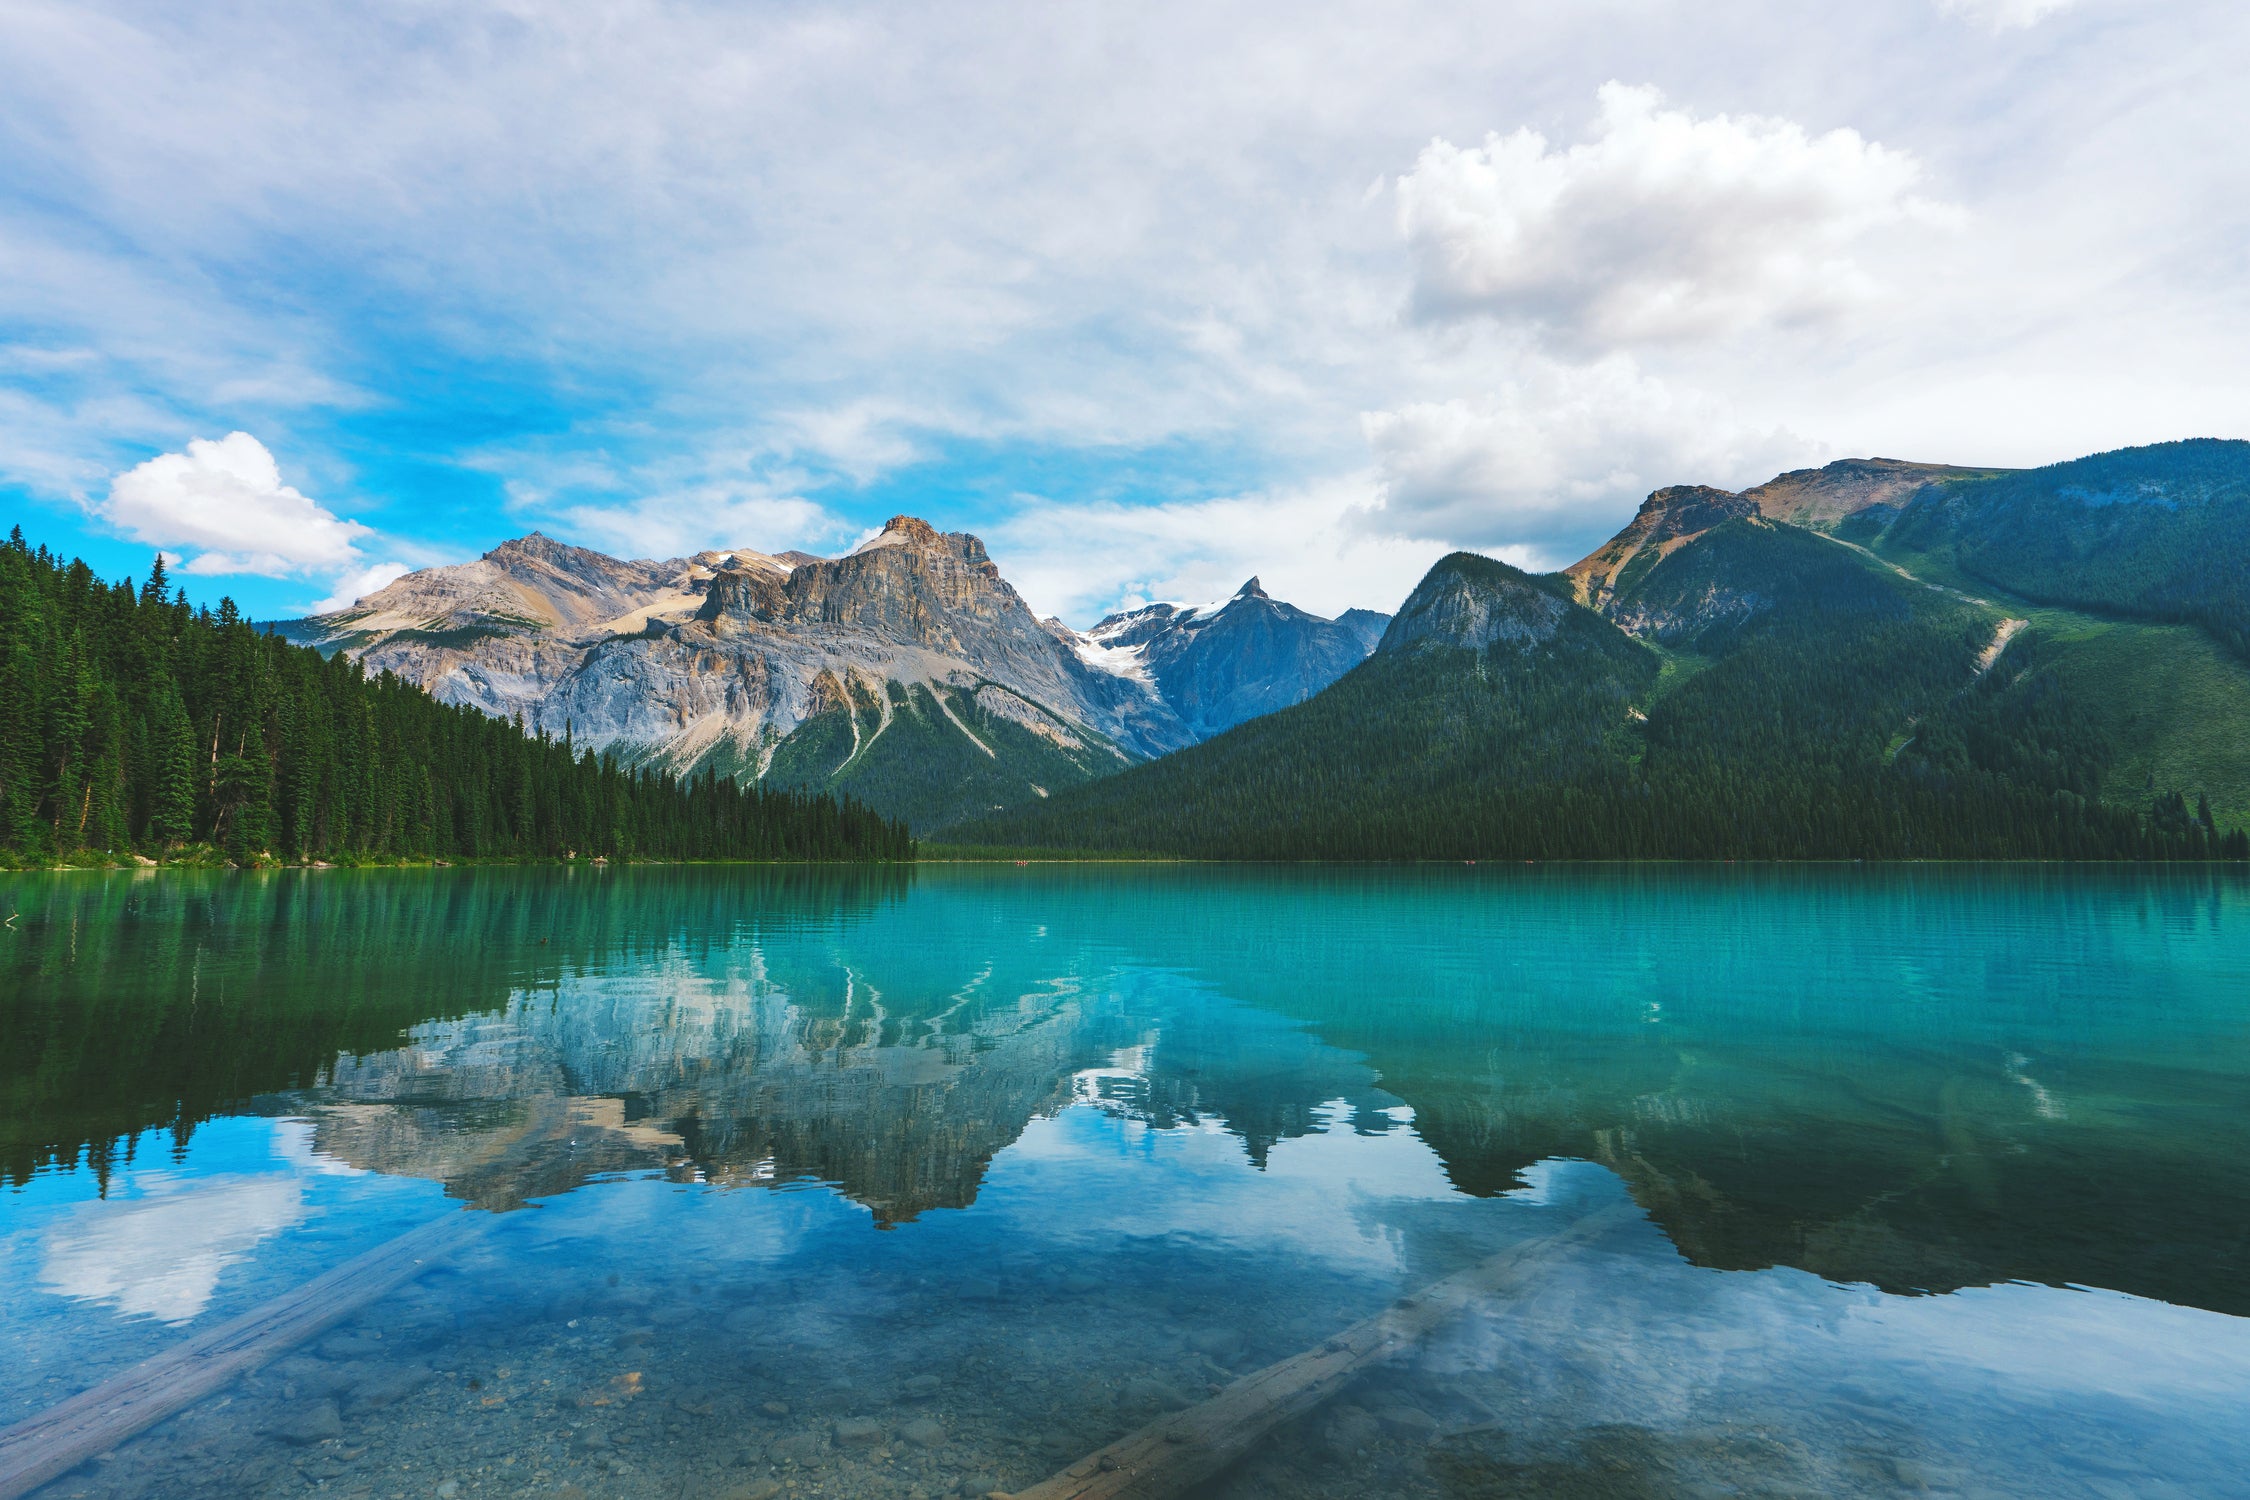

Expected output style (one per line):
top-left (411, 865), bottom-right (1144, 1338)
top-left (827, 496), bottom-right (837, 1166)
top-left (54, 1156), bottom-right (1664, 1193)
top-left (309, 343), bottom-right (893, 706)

top-left (2, 865), bottom-right (2247, 1499)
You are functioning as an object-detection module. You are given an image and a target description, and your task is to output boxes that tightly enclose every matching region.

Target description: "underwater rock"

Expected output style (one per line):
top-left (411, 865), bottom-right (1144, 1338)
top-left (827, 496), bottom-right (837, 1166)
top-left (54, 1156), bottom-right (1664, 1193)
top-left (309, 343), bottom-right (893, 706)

top-left (1369, 1400), bottom-right (1438, 1441)
top-left (267, 1398), bottom-right (343, 1445)
top-left (834, 1416), bottom-right (885, 1447)
top-left (270, 1356), bottom-right (356, 1397)
top-left (1119, 1376), bottom-right (1191, 1414)
top-left (343, 1363), bottom-right (432, 1416)
top-left (769, 1431), bottom-right (824, 1464)
top-left (1186, 1327), bottom-right (1245, 1362)
top-left (1323, 1404), bottom-right (1381, 1456)
top-left (901, 1417), bottom-right (948, 1448)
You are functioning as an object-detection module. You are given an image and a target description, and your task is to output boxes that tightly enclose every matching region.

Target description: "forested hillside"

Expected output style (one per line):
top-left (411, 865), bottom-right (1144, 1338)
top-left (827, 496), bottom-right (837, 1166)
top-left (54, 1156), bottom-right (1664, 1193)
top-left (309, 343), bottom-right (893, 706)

top-left (1888, 439), bottom-right (2250, 659)
top-left (0, 529), bottom-right (912, 864)
top-left (949, 527), bottom-right (2245, 860)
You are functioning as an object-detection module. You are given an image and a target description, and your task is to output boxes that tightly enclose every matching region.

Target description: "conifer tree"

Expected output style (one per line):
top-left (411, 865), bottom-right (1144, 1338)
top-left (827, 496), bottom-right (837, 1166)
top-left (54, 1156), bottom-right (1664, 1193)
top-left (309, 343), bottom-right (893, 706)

top-left (150, 690), bottom-right (197, 845)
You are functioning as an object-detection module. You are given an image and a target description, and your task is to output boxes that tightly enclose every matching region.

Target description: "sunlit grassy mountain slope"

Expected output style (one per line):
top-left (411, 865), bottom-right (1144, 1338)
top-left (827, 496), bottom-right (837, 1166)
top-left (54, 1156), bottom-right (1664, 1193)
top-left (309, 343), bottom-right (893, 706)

top-left (945, 444), bottom-right (2250, 858)
top-left (1885, 439), bottom-right (2250, 659)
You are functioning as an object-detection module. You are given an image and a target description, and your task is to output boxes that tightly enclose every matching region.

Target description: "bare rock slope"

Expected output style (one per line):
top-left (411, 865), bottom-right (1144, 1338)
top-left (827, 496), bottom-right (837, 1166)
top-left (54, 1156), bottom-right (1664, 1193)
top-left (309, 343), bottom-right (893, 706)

top-left (277, 517), bottom-right (1377, 829)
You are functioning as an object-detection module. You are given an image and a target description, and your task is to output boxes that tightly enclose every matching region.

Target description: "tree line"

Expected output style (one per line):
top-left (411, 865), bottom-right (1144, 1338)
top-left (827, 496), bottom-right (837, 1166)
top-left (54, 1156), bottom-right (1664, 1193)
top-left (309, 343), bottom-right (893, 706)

top-left (949, 540), bottom-right (2250, 862)
top-left (0, 528), bottom-right (913, 863)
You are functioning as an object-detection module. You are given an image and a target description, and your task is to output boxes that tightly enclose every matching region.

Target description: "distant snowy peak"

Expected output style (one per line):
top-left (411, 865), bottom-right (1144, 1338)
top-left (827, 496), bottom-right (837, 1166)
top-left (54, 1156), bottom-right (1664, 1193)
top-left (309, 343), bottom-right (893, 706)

top-left (1083, 578), bottom-right (1276, 653)
top-left (1073, 579), bottom-right (1392, 739)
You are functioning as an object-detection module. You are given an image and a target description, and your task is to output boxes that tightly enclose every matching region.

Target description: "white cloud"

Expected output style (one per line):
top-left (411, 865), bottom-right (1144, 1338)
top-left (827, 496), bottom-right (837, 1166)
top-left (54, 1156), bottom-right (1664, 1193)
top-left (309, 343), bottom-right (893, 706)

top-left (1, 0), bottom-right (2243, 605)
top-left (1939, 0), bottom-right (2077, 30)
top-left (552, 485), bottom-right (850, 561)
top-left (311, 559), bottom-right (410, 613)
top-left (103, 431), bottom-right (370, 575)
top-left (1360, 356), bottom-right (1813, 559)
top-left (774, 399), bottom-right (940, 483)
top-left (39, 1172), bottom-right (305, 1325)
top-left (989, 475), bottom-right (1457, 626)
top-left (1397, 83), bottom-right (1952, 347)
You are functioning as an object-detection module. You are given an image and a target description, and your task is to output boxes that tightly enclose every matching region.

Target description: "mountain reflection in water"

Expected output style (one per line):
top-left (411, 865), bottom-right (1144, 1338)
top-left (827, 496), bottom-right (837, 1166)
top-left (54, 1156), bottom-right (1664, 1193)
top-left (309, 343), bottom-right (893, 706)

top-left (8, 865), bottom-right (2245, 1310)
top-left (2, 864), bottom-right (2247, 1500)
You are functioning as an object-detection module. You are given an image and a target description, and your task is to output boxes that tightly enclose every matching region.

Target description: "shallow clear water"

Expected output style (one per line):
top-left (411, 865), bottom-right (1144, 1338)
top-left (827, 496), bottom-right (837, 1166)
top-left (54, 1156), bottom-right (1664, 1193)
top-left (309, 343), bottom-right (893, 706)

top-left (2, 865), bottom-right (2247, 1500)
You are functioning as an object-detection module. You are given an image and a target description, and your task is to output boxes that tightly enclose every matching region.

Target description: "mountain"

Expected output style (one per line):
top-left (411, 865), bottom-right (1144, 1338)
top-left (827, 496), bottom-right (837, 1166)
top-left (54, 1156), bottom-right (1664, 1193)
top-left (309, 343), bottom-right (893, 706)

top-left (1562, 457), bottom-right (2006, 612)
top-left (0, 533), bottom-right (907, 865)
top-left (1075, 578), bottom-right (1388, 738)
top-left (1743, 457), bottom-right (2003, 532)
top-left (1884, 438), bottom-right (2250, 659)
top-left (278, 518), bottom-right (1383, 832)
top-left (951, 444), bottom-right (2250, 858)
top-left (282, 517), bottom-right (1186, 832)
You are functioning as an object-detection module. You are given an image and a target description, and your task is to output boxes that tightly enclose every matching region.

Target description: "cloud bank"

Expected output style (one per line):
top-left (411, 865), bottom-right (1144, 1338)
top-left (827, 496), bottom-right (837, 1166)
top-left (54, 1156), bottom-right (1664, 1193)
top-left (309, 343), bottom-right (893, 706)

top-left (1397, 83), bottom-right (1948, 348)
top-left (100, 431), bottom-right (406, 611)
top-left (0, 0), bottom-right (2241, 621)
top-left (1361, 357), bottom-right (1811, 558)
top-left (1939, 0), bottom-right (2077, 31)
top-left (104, 432), bottom-right (365, 575)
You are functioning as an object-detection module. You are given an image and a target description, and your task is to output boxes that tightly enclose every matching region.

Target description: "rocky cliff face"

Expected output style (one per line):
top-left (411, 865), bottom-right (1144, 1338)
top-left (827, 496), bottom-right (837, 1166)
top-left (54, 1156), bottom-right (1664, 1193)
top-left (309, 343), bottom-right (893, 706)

top-left (1564, 485), bottom-right (1756, 612)
top-left (1077, 579), bottom-right (1388, 739)
top-left (1558, 458), bottom-right (2012, 631)
top-left (1378, 553), bottom-right (1569, 654)
top-left (276, 517), bottom-right (1210, 828)
top-left (1743, 457), bottom-right (2003, 532)
top-left (278, 520), bottom-right (1390, 827)
top-left (1566, 459), bottom-right (2006, 616)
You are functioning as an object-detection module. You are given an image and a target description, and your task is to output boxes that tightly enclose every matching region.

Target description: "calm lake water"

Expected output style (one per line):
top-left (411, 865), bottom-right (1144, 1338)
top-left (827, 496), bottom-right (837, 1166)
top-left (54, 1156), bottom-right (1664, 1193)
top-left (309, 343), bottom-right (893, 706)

top-left (2, 865), bottom-right (2247, 1500)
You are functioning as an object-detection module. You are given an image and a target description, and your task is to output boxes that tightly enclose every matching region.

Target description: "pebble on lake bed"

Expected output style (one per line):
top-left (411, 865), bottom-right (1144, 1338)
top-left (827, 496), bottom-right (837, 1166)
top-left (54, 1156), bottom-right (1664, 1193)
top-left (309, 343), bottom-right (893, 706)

top-left (264, 1398), bottom-right (343, 1445)
top-left (834, 1415), bottom-right (885, 1447)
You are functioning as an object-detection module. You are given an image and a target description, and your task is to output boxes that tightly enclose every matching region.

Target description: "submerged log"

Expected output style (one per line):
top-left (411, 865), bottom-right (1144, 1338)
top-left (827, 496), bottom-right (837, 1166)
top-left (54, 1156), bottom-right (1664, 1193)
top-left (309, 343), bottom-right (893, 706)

top-left (1010, 1198), bottom-right (1640, 1500)
top-left (0, 1209), bottom-right (485, 1500)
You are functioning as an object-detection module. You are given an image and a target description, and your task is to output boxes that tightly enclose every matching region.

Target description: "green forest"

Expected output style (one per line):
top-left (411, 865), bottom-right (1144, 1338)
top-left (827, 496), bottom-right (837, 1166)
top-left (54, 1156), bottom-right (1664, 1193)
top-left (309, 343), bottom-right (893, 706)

top-left (949, 534), bottom-right (2250, 860)
top-left (1890, 438), bottom-right (2250, 660)
top-left (0, 529), bottom-right (912, 864)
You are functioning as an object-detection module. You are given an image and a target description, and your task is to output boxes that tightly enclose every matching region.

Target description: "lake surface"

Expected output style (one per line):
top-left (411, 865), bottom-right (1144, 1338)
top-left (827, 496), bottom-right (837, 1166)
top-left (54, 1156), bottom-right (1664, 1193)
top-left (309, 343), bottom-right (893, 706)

top-left (2, 865), bottom-right (2247, 1500)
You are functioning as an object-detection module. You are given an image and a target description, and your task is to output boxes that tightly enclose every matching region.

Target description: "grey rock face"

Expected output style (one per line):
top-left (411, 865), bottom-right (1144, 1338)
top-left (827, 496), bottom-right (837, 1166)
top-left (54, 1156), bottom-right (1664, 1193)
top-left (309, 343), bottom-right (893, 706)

top-left (270, 516), bottom-right (1394, 819)
top-left (1378, 555), bottom-right (1568, 655)
top-left (273, 517), bottom-right (1196, 786)
top-left (1078, 579), bottom-right (1388, 739)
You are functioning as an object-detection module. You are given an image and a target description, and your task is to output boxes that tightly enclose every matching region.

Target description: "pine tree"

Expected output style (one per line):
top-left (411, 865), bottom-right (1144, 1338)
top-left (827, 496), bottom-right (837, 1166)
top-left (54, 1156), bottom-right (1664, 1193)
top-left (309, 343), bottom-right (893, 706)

top-left (150, 690), bottom-right (198, 845)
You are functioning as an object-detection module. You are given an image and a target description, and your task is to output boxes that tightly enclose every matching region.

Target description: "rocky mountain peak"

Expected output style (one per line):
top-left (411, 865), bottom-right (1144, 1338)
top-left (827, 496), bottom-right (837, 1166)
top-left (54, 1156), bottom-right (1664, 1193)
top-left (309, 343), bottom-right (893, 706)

top-left (1744, 458), bottom-right (2005, 530)
top-left (695, 516), bottom-right (1030, 661)
top-left (878, 515), bottom-right (943, 547)
top-left (1565, 485), bottom-right (1757, 611)
top-left (485, 531), bottom-right (582, 565)
top-left (1235, 577), bottom-right (1268, 599)
top-left (1380, 553), bottom-right (1568, 656)
top-left (1637, 485), bottom-right (1757, 534)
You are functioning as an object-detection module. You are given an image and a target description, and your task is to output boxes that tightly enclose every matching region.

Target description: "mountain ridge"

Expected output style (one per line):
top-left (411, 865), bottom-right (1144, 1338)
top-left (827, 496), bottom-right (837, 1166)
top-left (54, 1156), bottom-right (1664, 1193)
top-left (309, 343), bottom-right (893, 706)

top-left (948, 440), bottom-right (2250, 856)
top-left (277, 516), bottom-right (1387, 829)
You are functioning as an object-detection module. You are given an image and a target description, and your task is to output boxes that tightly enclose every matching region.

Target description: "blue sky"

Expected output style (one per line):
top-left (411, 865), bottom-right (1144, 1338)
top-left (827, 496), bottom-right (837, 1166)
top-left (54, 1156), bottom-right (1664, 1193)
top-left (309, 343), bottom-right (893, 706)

top-left (2, 0), bottom-right (2244, 625)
